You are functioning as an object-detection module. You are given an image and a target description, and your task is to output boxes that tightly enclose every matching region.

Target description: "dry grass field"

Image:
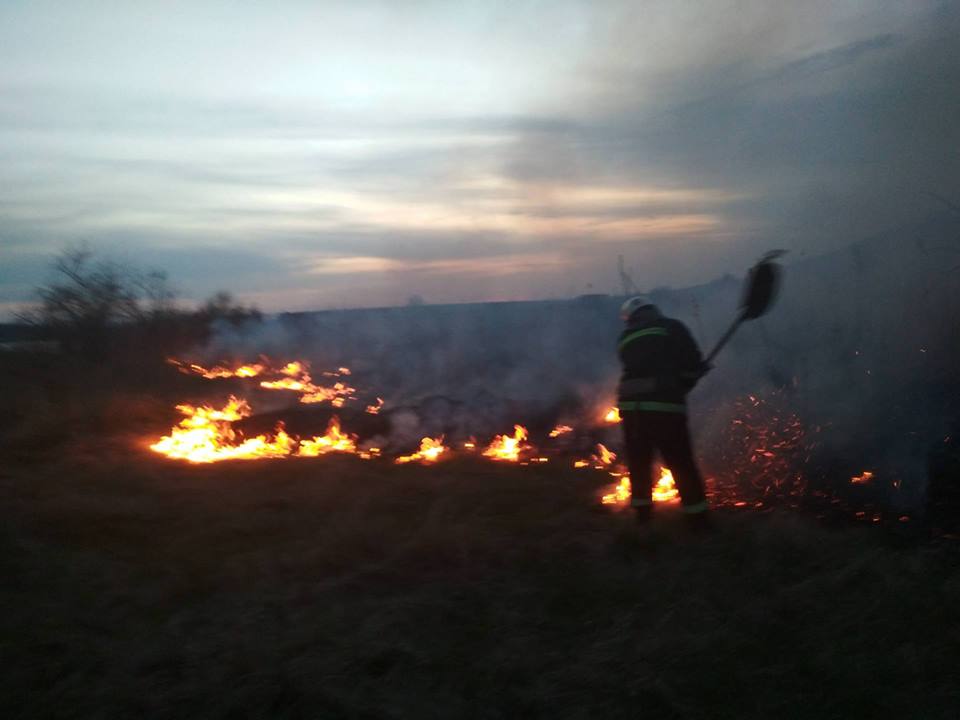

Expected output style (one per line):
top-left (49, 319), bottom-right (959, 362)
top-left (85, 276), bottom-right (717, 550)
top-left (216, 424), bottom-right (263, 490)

top-left (3, 431), bottom-right (959, 720)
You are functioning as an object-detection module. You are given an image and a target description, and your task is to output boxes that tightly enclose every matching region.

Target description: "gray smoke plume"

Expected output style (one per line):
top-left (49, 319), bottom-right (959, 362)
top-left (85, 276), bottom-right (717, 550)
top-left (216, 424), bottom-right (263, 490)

top-left (197, 210), bottom-right (959, 512)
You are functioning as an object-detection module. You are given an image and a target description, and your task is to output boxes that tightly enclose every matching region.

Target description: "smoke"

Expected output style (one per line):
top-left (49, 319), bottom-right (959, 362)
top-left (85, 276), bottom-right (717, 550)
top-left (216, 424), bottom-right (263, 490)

top-left (205, 296), bottom-right (624, 445)
top-left (197, 209), bottom-right (959, 511)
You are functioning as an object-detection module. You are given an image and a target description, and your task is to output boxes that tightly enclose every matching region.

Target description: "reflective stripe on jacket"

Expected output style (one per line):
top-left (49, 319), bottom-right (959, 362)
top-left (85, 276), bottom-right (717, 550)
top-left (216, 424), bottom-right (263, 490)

top-left (617, 316), bottom-right (704, 410)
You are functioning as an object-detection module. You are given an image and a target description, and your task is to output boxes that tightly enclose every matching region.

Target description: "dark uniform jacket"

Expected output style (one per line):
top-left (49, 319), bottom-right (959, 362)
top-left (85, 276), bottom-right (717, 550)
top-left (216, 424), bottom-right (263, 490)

top-left (617, 311), bottom-right (705, 412)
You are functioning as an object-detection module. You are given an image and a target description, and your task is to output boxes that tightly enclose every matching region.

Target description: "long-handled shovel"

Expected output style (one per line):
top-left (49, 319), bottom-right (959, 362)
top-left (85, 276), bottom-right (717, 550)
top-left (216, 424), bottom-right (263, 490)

top-left (705, 250), bottom-right (786, 364)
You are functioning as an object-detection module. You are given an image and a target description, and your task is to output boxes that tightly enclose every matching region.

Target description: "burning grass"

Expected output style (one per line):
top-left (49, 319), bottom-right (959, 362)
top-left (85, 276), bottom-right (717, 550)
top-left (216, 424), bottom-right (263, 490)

top-left (2, 447), bottom-right (958, 719)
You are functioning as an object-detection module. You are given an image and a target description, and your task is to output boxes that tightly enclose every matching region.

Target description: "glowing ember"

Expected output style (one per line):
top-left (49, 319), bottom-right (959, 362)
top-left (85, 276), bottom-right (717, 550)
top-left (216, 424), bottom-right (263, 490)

top-left (483, 425), bottom-right (530, 462)
top-left (395, 437), bottom-right (448, 464)
top-left (851, 471), bottom-right (874, 484)
top-left (574, 460), bottom-right (589, 468)
top-left (707, 391), bottom-right (808, 508)
top-left (365, 398), bottom-right (385, 414)
top-left (297, 416), bottom-right (358, 456)
top-left (549, 424), bottom-right (573, 438)
top-left (149, 396), bottom-right (296, 463)
top-left (604, 406), bottom-right (621, 424)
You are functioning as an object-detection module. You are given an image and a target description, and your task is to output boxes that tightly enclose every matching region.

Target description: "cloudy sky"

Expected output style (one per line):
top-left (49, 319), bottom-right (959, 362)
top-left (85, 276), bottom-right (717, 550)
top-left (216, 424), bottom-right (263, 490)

top-left (1, 0), bottom-right (957, 315)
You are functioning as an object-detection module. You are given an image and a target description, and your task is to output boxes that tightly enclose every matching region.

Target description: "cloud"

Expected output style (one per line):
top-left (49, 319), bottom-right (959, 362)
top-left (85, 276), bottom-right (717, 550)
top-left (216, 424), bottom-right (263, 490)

top-left (1, 1), bottom-right (958, 315)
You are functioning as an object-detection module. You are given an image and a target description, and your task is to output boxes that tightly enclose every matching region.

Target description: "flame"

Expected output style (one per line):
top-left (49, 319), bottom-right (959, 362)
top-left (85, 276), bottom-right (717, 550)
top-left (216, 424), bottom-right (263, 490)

top-left (604, 406), bottom-right (621, 424)
top-left (483, 425), bottom-right (530, 462)
top-left (251, 360), bottom-right (356, 407)
top-left (573, 443), bottom-right (616, 470)
top-left (601, 466), bottom-right (678, 505)
top-left (149, 396), bottom-right (296, 463)
top-left (594, 443), bottom-right (616, 466)
top-left (260, 377), bottom-right (310, 392)
top-left (301, 382), bottom-right (356, 405)
top-left (851, 471), bottom-right (874, 484)
top-left (168, 359), bottom-right (266, 379)
top-left (154, 361), bottom-right (809, 516)
top-left (280, 361), bottom-right (306, 377)
top-left (297, 416), bottom-right (358, 456)
top-left (652, 466), bottom-right (679, 502)
top-left (395, 437), bottom-right (448, 464)
top-left (260, 360), bottom-right (314, 391)
top-left (602, 477), bottom-right (631, 504)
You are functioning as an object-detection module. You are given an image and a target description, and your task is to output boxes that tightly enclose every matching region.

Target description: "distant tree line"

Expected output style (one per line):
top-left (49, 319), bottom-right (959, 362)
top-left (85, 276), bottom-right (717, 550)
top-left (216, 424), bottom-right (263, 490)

top-left (19, 247), bottom-right (261, 362)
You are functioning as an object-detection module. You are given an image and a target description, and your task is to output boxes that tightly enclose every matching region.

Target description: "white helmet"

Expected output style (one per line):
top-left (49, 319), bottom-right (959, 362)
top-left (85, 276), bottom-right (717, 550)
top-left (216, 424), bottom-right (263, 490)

top-left (619, 295), bottom-right (653, 322)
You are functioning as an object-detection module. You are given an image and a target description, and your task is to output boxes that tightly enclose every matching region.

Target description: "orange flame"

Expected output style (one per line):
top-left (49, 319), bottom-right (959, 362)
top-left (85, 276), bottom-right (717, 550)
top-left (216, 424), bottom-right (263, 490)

top-left (297, 416), bottom-right (358, 456)
top-left (573, 443), bottom-right (616, 469)
top-left (652, 466), bottom-right (679, 502)
top-left (601, 466), bottom-right (678, 505)
top-left (851, 471), bottom-right (874, 484)
top-left (395, 437), bottom-right (448, 464)
top-left (149, 396), bottom-right (295, 463)
top-left (594, 443), bottom-right (616, 466)
top-left (260, 377), bottom-right (310, 392)
top-left (280, 361), bottom-right (306, 377)
top-left (483, 425), bottom-right (530, 462)
top-left (300, 382), bottom-right (356, 405)
top-left (168, 359), bottom-right (266, 379)
top-left (602, 477), bottom-right (631, 504)
top-left (365, 398), bottom-right (385, 414)
top-left (549, 424), bottom-right (573, 438)
top-left (604, 406), bottom-right (621, 424)
top-left (255, 360), bottom-right (356, 407)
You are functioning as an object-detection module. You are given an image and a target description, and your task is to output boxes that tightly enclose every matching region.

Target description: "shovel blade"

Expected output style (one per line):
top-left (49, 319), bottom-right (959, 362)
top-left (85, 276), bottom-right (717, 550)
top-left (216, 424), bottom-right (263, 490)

top-left (741, 257), bottom-right (782, 319)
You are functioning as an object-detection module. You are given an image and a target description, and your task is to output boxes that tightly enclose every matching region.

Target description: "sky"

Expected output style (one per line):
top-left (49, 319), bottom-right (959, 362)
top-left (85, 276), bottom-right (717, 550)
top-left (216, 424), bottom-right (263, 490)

top-left (1, 0), bottom-right (958, 315)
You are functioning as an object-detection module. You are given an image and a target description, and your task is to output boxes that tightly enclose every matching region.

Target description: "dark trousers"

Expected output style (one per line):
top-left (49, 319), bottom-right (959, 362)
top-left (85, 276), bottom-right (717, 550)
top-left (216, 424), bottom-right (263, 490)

top-left (621, 410), bottom-right (707, 510)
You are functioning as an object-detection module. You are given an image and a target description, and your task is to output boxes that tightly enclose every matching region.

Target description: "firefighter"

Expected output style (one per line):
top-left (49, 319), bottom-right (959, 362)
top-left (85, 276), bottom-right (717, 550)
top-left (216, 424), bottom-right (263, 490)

top-left (617, 296), bottom-right (710, 524)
